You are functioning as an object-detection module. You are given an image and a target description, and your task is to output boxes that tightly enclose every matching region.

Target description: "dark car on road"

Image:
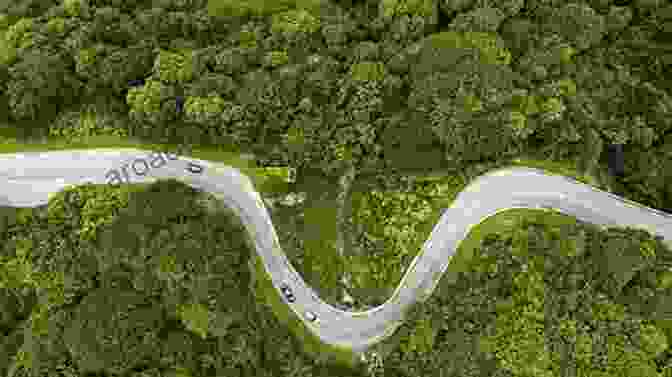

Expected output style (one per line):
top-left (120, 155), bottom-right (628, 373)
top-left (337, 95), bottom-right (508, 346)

top-left (280, 283), bottom-right (295, 303)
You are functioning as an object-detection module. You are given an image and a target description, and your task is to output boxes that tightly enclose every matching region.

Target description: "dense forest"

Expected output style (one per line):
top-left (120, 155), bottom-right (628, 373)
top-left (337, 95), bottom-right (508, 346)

top-left (2, 0), bottom-right (672, 375)
top-left (1, 0), bottom-right (671, 206)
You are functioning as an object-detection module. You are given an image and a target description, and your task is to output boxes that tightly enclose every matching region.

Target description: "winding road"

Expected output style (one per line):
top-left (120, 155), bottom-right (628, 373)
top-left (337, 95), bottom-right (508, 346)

top-left (2, 148), bottom-right (672, 353)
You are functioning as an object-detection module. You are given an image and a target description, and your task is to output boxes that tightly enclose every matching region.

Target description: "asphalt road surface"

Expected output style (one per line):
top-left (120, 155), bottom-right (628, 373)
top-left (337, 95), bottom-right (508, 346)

top-left (2, 148), bottom-right (672, 353)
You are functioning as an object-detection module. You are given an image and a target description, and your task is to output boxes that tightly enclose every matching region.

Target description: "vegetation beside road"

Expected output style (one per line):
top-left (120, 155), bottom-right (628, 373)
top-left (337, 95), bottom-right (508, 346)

top-left (3, 178), bottom-right (672, 377)
top-left (1, 180), bottom-right (370, 377)
top-left (371, 206), bottom-right (672, 377)
top-left (337, 154), bottom-right (602, 307)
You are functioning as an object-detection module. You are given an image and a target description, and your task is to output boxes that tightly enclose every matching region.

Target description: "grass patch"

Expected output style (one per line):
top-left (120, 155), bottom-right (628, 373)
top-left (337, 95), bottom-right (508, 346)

top-left (268, 190), bottom-right (344, 305)
top-left (268, 171), bottom-right (345, 303)
top-left (506, 156), bottom-right (599, 187)
top-left (208, 0), bottom-right (295, 17)
top-left (0, 133), bottom-right (249, 165)
top-left (300, 198), bottom-right (344, 297)
top-left (207, 0), bottom-right (323, 18)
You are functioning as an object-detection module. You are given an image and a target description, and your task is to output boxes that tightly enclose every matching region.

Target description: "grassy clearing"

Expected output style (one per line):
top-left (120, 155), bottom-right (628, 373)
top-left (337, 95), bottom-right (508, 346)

top-left (268, 189), bottom-right (344, 304)
top-left (506, 155), bottom-right (600, 187)
top-left (262, 169), bottom-right (346, 304)
top-left (0, 133), bottom-right (252, 167)
top-left (299, 197), bottom-right (343, 298)
top-left (207, 0), bottom-right (324, 18)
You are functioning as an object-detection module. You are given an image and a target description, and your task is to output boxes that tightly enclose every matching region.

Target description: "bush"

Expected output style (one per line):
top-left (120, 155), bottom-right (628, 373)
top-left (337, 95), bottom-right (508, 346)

top-left (349, 61), bottom-right (387, 82)
top-left (0, 289), bottom-right (19, 329)
top-left (153, 49), bottom-right (196, 84)
top-left (271, 8), bottom-right (321, 34)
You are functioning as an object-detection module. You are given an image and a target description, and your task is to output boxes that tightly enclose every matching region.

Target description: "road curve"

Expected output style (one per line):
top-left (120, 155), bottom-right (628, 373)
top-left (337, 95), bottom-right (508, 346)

top-left (2, 148), bottom-right (672, 353)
